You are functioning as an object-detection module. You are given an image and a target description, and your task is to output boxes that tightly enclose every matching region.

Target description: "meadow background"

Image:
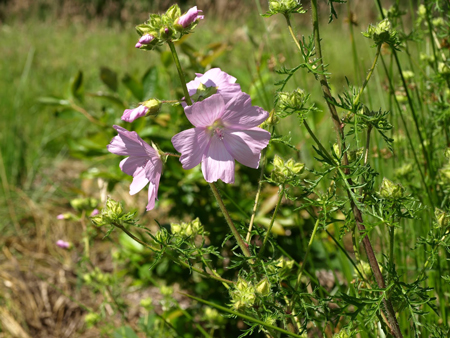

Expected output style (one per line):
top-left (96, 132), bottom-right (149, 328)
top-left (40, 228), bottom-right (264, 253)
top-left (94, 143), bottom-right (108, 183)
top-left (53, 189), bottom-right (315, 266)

top-left (1, 0), bottom-right (448, 337)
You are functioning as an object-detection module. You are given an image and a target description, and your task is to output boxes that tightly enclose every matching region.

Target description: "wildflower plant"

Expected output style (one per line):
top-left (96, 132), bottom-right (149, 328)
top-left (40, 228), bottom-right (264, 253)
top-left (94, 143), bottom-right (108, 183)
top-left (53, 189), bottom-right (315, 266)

top-left (44, 0), bottom-right (450, 337)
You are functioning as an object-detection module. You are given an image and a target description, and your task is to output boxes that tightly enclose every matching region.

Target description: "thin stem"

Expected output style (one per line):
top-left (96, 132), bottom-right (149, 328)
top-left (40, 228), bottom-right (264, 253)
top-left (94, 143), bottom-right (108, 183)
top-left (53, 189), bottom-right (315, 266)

top-left (201, 256), bottom-right (230, 290)
top-left (209, 183), bottom-right (254, 263)
top-left (246, 125), bottom-right (273, 243)
top-left (258, 185), bottom-right (285, 258)
top-left (70, 102), bottom-right (105, 127)
top-left (165, 152), bottom-right (180, 158)
top-left (285, 14), bottom-right (302, 53)
top-left (363, 126), bottom-right (372, 165)
top-left (168, 40), bottom-right (192, 106)
top-left (354, 45), bottom-right (381, 107)
top-left (389, 225), bottom-right (395, 268)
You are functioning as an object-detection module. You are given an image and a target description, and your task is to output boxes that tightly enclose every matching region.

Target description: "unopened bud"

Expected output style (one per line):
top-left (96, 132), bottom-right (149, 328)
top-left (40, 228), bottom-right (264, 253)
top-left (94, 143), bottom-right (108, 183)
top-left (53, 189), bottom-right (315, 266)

top-left (435, 208), bottom-right (449, 228)
top-left (379, 178), bottom-right (405, 199)
top-left (106, 198), bottom-right (123, 218)
top-left (140, 298), bottom-right (153, 310)
top-left (255, 278), bottom-right (271, 297)
top-left (143, 99), bottom-right (161, 116)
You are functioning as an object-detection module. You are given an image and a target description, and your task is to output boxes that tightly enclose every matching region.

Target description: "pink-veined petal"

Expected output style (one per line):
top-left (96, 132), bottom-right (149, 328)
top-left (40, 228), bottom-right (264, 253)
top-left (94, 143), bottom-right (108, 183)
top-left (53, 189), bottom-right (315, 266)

top-left (201, 136), bottom-right (235, 183)
top-left (144, 156), bottom-right (163, 184)
top-left (145, 163), bottom-right (162, 211)
top-left (223, 128), bottom-right (271, 169)
top-left (171, 128), bottom-right (211, 169)
top-left (184, 94), bottom-right (225, 127)
top-left (221, 92), bottom-right (269, 130)
top-left (119, 156), bottom-right (148, 176)
top-left (129, 166), bottom-right (149, 195)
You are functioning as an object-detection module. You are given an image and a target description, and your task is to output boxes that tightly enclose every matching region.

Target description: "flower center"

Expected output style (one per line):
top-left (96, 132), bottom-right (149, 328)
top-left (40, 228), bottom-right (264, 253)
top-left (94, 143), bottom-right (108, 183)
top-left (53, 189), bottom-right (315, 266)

top-left (208, 119), bottom-right (225, 140)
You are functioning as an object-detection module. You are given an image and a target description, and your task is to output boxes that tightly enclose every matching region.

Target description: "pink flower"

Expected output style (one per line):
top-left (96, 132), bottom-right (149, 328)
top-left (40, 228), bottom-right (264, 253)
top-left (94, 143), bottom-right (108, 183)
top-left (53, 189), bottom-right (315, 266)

top-left (56, 240), bottom-right (71, 249)
top-left (107, 125), bottom-right (163, 211)
top-left (135, 34), bottom-right (155, 48)
top-left (121, 105), bottom-right (149, 123)
top-left (90, 209), bottom-right (99, 216)
top-left (172, 93), bottom-right (270, 183)
top-left (177, 6), bottom-right (204, 28)
top-left (57, 214), bottom-right (65, 220)
top-left (185, 68), bottom-right (241, 106)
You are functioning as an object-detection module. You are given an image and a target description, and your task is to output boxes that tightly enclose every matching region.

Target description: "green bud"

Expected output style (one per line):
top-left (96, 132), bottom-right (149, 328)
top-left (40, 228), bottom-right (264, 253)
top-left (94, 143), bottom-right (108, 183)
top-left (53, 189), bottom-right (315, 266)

top-left (106, 198), bottom-right (123, 218)
top-left (438, 62), bottom-right (450, 76)
top-left (432, 17), bottom-right (445, 28)
top-left (165, 4), bottom-right (181, 22)
top-left (277, 88), bottom-right (306, 111)
top-left (394, 163), bottom-right (413, 178)
top-left (159, 26), bottom-right (174, 40)
top-left (333, 329), bottom-right (352, 338)
top-left (142, 99), bottom-right (161, 116)
top-left (155, 228), bottom-right (170, 244)
top-left (140, 297), bottom-right (153, 310)
top-left (362, 19), bottom-right (398, 47)
top-left (255, 278), bottom-right (271, 297)
top-left (191, 83), bottom-right (218, 103)
top-left (160, 285), bottom-right (173, 296)
top-left (231, 277), bottom-right (256, 310)
top-left (70, 197), bottom-right (98, 212)
top-left (271, 155), bottom-right (305, 184)
top-left (435, 208), bottom-right (449, 228)
top-left (379, 178), bottom-right (405, 199)
top-left (268, 0), bottom-right (303, 15)
top-left (266, 109), bottom-right (279, 126)
top-left (445, 148), bottom-right (450, 159)
top-left (84, 313), bottom-right (101, 328)
top-left (417, 5), bottom-right (426, 18)
top-left (439, 163), bottom-right (450, 184)
top-left (419, 53), bottom-right (435, 64)
top-left (170, 218), bottom-right (204, 239)
top-left (91, 215), bottom-right (105, 227)
top-left (83, 273), bottom-right (92, 284)
top-left (402, 70), bottom-right (414, 80)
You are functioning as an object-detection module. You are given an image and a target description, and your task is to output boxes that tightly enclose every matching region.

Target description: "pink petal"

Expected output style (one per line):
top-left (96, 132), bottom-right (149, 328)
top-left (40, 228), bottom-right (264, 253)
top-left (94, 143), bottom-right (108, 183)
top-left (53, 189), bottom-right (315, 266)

top-left (172, 128), bottom-right (211, 169)
top-left (146, 181), bottom-right (158, 210)
top-left (184, 94), bottom-right (225, 128)
top-left (90, 209), bottom-right (99, 216)
top-left (107, 125), bottom-right (157, 157)
top-left (223, 128), bottom-right (271, 169)
top-left (201, 136), bottom-right (235, 183)
top-left (198, 68), bottom-right (237, 87)
top-left (121, 105), bottom-right (148, 123)
top-left (129, 166), bottom-right (149, 195)
top-left (144, 157), bottom-right (163, 183)
top-left (221, 92), bottom-right (269, 130)
top-left (120, 156), bottom-right (148, 176)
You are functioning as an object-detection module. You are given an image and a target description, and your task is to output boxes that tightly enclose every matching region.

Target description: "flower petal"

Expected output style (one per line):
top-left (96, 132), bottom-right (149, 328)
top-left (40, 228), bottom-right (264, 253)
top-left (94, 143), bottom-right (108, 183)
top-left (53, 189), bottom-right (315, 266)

top-left (172, 128), bottom-right (211, 169)
top-left (223, 128), bottom-right (271, 169)
top-left (221, 92), bottom-right (269, 130)
top-left (129, 166), bottom-right (149, 195)
top-left (184, 94), bottom-right (225, 128)
top-left (145, 160), bottom-right (162, 211)
top-left (107, 125), bottom-right (157, 157)
top-left (120, 156), bottom-right (148, 176)
top-left (201, 136), bottom-right (235, 183)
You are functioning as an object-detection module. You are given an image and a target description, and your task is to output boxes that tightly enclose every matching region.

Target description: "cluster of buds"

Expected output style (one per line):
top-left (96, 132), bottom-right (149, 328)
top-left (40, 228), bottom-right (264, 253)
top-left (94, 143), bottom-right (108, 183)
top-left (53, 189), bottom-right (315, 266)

top-left (271, 154), bottom-right (305, 185)
top-left (135, 5), bottom-right (203, 50)
top-left (121, 99), bottom-right (161, 123)
top-left (277, 88), bottom-right (307, 112)
top-left (438, 62), bottom-right (450, 78)
top-left (439, 162), bottom-right (450, 185)
top-left (394, 163), bottom-right (413, 178)
top-left (91, 198), bottom-right (124, 227)
top-left (379, 177), bottom-right (405, 200)
top-left (263, 0), bottom-right (305, 17)
top-left (230, 277), bottom-right (257, 310)
top-left (362, 19), bottom-right (400, 48)
top-left (171, 218), bottom-right (204, 238)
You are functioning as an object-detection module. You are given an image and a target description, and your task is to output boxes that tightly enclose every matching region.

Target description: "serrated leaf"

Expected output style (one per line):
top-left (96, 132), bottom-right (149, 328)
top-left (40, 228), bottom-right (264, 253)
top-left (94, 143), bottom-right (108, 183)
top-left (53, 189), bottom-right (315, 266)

top-left (100, 67), bottom-right (118, 92)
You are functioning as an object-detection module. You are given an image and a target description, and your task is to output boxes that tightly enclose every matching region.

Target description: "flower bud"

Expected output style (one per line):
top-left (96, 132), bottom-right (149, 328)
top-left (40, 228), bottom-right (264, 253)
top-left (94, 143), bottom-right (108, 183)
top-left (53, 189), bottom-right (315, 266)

top-left (379, 178), bottom-right (405, 199)
top-left (277, 88), bottom-right (306, 111)
top-left (106, 198), bottom-right (123, 219)
top-left (56, 213), bottom-right (73, 220)
top-left (190, 83), bottom-right (218, 103)
top-left (56, 240), bottom-right (72, 249)
top-left (271, 154), bottom-right (305, 184)
top-left (84, 313), bottom-right (101, 328)
top-left (170, 218), bottom-right (204, 239)
top-left (230, 277), bottom-right (256, 310)
top-left (435, 208), bottom-right (449, 228)
top-left (394, 163), bottom-right (413, 178)
top-left (362, 19), bottom-right (398, 47)
top-left (438, 62), bottom-right (450, 77)
top-left (176, 6), bottom-right (204, 29)
top-left (402, 70), bottom-right (414, 80)
top-left (155, 228), bottom-right (170, 244)
top-left (139, 34), bottom-right (155, 44)
top-left (91, 215), bottom-right (105, 227)
top-left (160, 285), bottom-right (173, 296)
top-left (268, 0), bottom-right (303, 15)
top-left (143, 99), bottom-right (162, 116)
top-left (70, 197), bottom-right (98, 212)
top-left (255, 278), bottom-right (271, 297)
top-left (140, 297), bottom-right (153, 310)
top-left (333, 329), bottom-right (351, 338)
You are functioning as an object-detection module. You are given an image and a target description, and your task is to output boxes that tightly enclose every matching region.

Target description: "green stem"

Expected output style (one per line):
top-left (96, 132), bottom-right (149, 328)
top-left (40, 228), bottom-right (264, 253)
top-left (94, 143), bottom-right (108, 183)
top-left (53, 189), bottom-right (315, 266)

top-left (354, 45), bottom-right (381, 107)
top-left (389, 224), bottom-right (395, 268)
top-left (210, 183), bottom-right (254, 263)
top-left (258, 185), bottom-right (285, 258)
top-left (168, 40), bottom-right (192, 106)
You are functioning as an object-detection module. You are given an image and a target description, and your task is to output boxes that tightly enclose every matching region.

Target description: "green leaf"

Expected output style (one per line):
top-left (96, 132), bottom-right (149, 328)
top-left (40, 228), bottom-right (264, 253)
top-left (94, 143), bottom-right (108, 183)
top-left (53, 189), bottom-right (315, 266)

top-left (122, 73), bottom-right (143, 101)
top-left (100, 67), bottom-right (118, 92)
top-left (112, 326), bottom-right (139, 338)
top-left (142, 67), bottom-right (158, 100)
top-left (37, 97), bottom-right (70, 106)
top-left (70, 70), bottom-right (84, 101)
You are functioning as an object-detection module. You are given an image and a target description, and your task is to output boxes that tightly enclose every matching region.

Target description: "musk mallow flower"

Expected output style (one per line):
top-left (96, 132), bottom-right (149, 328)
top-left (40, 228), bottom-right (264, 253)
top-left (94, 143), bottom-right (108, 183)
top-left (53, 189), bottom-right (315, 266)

top-left (172, 93), bottom-right (270, 183)
top-left (107, 125), bottom-right (163, 211)
top-left (177, 6), bottom-right (204, 28)
top-left (184, 68), bottom-right (242, 106)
